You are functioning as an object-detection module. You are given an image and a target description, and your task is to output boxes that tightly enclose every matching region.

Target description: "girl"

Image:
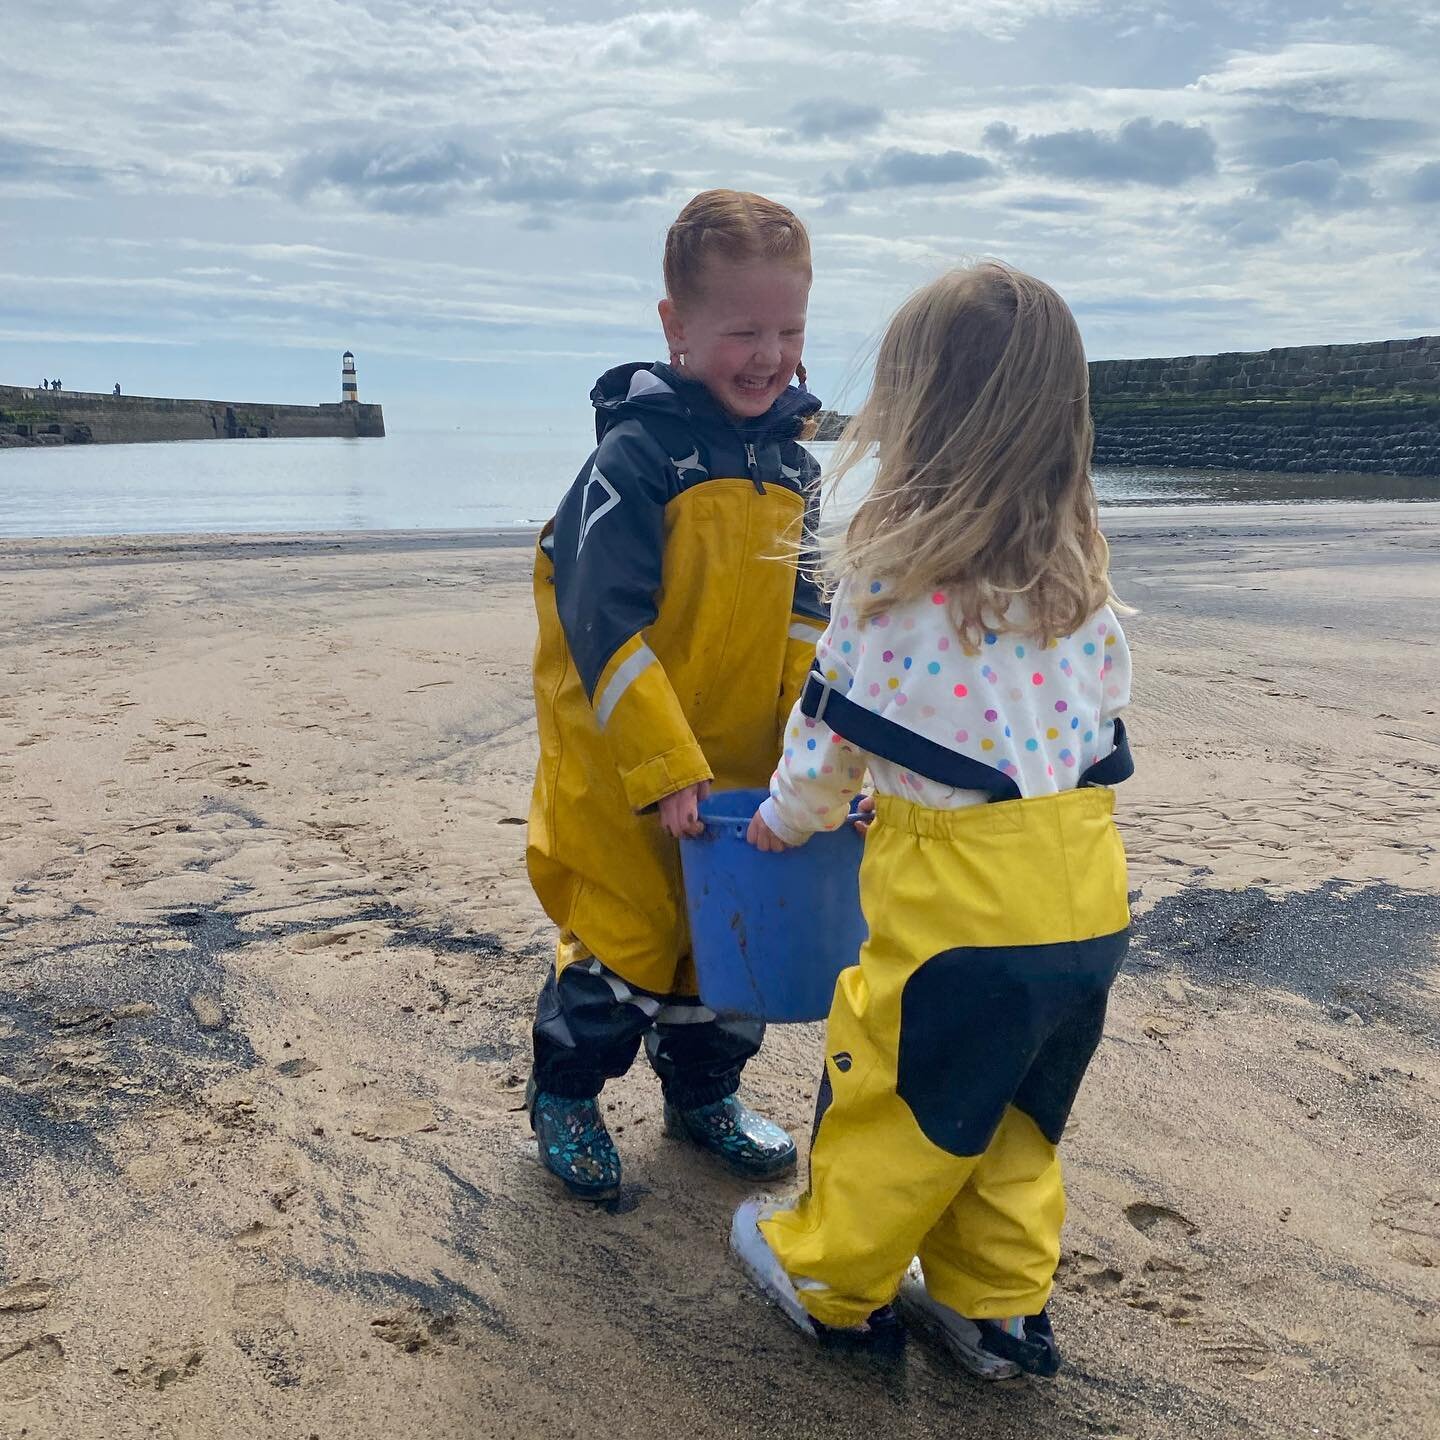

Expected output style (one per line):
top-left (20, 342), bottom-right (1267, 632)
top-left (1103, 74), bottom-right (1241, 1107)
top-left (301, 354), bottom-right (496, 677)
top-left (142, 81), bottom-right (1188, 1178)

top-left (525, 190), bottom-right (828, 1200)
top-left (733, 262), bottom-right (1134, 1375)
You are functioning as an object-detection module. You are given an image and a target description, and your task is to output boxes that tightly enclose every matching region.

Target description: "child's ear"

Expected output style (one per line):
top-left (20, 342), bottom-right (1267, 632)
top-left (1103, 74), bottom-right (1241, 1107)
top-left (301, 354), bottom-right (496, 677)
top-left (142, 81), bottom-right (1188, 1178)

top-left (658, 297), bottom-right (685, 358)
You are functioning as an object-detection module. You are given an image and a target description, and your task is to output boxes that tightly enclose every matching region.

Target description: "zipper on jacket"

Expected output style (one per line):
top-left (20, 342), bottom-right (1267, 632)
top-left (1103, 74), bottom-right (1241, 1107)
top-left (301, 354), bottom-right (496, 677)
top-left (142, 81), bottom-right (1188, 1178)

top-left (745, 442), bottom-right (765, 494)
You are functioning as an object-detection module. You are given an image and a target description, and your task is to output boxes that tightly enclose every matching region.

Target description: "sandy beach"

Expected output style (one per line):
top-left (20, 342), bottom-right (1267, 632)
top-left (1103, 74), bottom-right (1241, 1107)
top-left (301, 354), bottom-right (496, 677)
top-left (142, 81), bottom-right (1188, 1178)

top-left (1, 505), bottom-right (1437, 1439)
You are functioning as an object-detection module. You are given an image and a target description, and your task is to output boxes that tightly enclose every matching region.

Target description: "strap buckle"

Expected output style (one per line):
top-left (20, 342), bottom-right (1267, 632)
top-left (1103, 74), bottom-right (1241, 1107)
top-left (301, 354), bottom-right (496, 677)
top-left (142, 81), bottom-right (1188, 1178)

top-left (811, 677), bottom-right (834, 726)
top-left (801, 668), bottom-right (835, 727)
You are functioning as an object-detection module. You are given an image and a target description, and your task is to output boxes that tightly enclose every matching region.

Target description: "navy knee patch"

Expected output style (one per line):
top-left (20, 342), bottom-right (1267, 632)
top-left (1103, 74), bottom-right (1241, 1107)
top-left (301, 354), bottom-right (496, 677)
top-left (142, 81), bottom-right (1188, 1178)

top-left (896, 932), bottom-right (1128, 1155)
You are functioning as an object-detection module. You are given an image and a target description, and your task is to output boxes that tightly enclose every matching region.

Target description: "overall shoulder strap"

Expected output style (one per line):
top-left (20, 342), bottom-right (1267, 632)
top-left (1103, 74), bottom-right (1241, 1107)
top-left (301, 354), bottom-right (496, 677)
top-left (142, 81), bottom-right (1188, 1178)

top-left (1080, 718), bottom-right (1133, 787)
top-left (801, 670), bottom-right (1022, 801)
top-left (800, 669), bottom-right (1134, 800)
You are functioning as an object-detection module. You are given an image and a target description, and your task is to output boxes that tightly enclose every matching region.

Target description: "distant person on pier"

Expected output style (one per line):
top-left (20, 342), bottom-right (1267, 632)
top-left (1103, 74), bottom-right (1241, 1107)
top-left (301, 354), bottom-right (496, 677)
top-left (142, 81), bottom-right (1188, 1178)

top-left (40, 378), bottom-right (47, 390)
top-left (114, 383), bottom-right (121, 396)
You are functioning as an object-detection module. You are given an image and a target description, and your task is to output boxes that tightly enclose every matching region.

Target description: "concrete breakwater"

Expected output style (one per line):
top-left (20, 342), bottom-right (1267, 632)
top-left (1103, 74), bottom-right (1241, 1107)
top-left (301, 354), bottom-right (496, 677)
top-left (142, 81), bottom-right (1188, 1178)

top-left (1090, 396), bottom-right (1439, 474)
top-left (0, 384), bottom-right (384, 447)
top-left (817, 335), bottom-right (1440, 476)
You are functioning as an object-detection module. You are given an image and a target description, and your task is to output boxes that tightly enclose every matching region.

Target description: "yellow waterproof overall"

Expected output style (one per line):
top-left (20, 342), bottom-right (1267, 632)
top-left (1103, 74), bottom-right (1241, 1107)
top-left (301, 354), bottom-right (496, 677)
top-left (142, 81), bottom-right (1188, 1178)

top-left (527, 363), bottom-right (825, 1105)
top-left (761, 677), bottom-right (1131, 1328)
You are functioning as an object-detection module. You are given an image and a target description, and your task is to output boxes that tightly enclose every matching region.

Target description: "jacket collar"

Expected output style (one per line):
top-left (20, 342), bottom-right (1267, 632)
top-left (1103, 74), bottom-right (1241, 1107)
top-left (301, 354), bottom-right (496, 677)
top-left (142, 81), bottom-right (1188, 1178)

top-left (591, 361), bottom-right (820, 445)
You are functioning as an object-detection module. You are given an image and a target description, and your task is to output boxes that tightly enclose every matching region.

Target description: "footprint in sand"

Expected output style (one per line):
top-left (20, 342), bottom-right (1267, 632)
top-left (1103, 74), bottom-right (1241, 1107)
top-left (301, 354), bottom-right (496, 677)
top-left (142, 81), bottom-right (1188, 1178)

top-left (234, 1319), bottom-right (306, 1391)
top-left (1372, 1188), bottom-right (1440, 1268)
top-left (231, 1220), bottom-right (281, 1251)
top-left (1056, 1251), bottom-right (1125, 1294)
top-left (178, 758), bottom-right (268, 789)
top-left (352, 1101), bottom-right (439, 1142)
top-left (465, 1062), bottom-right (528, 1115)
top-left (0, 1333), bottom-right (66, 1403)
top-left (370, 1305), bottom-right (457, 1353)
top-left (118, 1345), bottom-right (204, 1392)
top-left (1058, 1251), bottom-right (1205, 1321)
top-left (1196, 1319), bottom-right (1274, 1375)
top-left (1124, 1201), bottom-right (1200, 1246)
top-left (286, 927), bottom-right (358, 954)
top-left (0, 1280), bottom-right (54, 1314)
top-left (275, 1056), bottom-right (321, 1079)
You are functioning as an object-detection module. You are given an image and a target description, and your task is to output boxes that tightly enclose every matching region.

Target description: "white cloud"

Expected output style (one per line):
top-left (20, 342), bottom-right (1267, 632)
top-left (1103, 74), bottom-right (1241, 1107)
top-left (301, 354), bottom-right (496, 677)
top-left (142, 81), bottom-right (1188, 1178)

top-left (1193, 42), bottom-right (1406, 104)
top-left (772, 0), bottom-right (1124, 39)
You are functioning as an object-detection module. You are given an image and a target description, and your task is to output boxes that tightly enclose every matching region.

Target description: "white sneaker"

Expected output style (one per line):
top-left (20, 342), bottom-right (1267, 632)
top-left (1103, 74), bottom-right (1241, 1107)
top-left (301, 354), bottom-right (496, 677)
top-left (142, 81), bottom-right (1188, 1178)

top-left (729, 1199), bottom-right (816, 1338)
top-left (730, 1200), bottom-right (910, 1355)
top-left (897, 1263), bottom-right (1022, 1381)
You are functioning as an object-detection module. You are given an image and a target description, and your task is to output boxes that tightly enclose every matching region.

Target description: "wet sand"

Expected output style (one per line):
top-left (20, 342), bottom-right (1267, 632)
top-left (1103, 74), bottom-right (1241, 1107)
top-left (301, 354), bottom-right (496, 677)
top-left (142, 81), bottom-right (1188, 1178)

top-left (1, 505), bottom-right (1437, 1439)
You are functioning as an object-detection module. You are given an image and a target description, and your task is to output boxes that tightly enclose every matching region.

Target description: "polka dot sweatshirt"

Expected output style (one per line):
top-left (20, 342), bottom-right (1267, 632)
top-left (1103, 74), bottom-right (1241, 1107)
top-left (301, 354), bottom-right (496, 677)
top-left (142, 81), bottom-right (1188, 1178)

top-left (758, 576), bottom-right (1132, 846)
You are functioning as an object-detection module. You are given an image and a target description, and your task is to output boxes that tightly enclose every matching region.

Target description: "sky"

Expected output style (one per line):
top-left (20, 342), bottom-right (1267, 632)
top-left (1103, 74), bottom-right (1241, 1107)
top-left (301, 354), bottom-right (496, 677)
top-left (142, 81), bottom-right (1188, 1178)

top-left (1, 0), bottom-right (1437, 432)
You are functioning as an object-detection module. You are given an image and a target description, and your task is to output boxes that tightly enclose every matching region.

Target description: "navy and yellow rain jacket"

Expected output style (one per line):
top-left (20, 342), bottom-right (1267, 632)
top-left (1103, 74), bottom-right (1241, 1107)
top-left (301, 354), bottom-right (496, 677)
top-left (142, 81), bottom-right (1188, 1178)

top-left (527, 362), bottom-right (825, 996)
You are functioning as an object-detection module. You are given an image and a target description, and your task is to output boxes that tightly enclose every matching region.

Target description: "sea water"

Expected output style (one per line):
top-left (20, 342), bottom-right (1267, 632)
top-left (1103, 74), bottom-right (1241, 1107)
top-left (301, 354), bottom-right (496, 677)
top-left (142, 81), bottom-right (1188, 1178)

top-left (1, 430), bottom-right (1436, 540)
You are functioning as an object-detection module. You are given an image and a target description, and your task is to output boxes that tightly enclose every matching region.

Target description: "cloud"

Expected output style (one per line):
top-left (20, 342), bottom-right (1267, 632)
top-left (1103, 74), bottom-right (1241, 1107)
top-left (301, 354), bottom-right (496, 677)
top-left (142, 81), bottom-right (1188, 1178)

top-left (286, 137), bottom-right (494, 213)
top-left (784, 98), bottom-right (885, 142)
top-left (1193, 42), bottom-right (1401, 104)
top-left (799, 0), bottom-right (1121, 40)
top-left (1199, 199), bottom-right (1287, 249)
top-left (488, 154), bottom-right (674, 208)
top-left (1256, 158), bottom-right (1373, 211)
top-left (0, 137), bottom-right (107, 188)
top-left (826, 148), bottom-right (994, 193)
top-left (1005, 193), bottom-right (1099, 213)
top-left (1235, 105), bottom-right (1431, 169)
top-left (596, 10), bottom-right (708, 63)
top-left (285, 137), bottom-right (672, 215)
top-left (988, 117), bottom-right (1217, 187)
top-left (1405, 161), bottom-right (1440, 203)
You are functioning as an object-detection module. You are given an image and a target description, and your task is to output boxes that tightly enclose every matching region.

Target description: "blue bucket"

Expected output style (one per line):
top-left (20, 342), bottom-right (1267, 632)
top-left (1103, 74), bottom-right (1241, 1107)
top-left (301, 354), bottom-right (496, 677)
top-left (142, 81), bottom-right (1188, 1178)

top-left (679, 788), bottom-right (867, 1023)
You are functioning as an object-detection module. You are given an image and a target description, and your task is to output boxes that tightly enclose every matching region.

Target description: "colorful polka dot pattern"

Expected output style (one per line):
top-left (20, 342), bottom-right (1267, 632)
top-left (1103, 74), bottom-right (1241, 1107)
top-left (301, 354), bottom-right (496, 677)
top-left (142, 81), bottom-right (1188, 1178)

top-left (765, 581), bottom-right (1132, 839)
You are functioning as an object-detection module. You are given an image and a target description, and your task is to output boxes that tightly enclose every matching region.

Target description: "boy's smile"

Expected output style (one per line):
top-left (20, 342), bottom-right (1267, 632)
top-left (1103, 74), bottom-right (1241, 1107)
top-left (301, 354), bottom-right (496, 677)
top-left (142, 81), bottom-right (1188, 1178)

top-left (659, 258), bottom-right (811, 422)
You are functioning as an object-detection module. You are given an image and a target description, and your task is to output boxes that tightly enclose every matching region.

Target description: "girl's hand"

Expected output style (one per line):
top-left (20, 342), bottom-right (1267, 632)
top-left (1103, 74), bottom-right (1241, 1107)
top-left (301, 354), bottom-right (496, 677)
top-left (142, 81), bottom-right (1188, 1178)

top-left (659, 781), bottom-right (710, 839)
top-left (853, 793), bottom-right (876, 837)
top-left (747, 810), bottom-right (790, 852)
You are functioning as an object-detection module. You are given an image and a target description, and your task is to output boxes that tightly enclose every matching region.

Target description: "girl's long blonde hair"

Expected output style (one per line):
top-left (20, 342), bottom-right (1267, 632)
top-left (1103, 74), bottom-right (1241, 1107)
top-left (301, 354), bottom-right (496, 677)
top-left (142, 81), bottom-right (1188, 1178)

top-left (830, 261), bottom-right (1115, 645)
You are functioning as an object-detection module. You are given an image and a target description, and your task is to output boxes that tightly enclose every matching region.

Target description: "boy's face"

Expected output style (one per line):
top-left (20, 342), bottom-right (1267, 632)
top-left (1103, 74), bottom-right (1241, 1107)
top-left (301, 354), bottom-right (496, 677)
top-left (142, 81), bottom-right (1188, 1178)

top-left (659, 258), bottom-right (810, 421)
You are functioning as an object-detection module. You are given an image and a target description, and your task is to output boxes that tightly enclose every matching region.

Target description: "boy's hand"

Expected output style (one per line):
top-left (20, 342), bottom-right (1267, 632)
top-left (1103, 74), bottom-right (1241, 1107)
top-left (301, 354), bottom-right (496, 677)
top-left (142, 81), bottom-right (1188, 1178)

top-left (659, 781), bottom-right (710, 839)
top-left (853, 793), bottom-right (876, 837)
top-left (746, 810), bottom-right (790, 852)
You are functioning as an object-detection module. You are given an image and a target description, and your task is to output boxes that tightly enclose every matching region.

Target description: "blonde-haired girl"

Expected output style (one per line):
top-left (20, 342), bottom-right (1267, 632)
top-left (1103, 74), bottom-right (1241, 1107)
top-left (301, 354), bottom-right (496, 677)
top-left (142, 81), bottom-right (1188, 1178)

top-left (734, 262), bottom-right (1134, 1375)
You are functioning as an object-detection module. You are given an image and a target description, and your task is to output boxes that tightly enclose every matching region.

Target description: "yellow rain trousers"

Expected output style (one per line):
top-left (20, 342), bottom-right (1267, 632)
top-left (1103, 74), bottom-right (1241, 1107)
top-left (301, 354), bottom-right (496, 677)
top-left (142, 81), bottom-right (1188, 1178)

top-left (760, 784), bottom-right (1130, 1328)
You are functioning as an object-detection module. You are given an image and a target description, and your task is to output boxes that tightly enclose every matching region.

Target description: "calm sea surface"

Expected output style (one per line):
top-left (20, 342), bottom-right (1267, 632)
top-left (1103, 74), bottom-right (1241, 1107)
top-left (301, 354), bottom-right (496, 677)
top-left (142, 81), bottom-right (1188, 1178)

top-left (1, 431), bottom-right (1437, 540)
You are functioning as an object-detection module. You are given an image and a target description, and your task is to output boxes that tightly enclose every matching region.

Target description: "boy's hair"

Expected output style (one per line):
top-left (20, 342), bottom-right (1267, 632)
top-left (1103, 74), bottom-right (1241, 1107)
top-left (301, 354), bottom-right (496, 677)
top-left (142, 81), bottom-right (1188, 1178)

top-left (831, 261), bottom-right (1114, 644)
top-left (663, 190), bottom-right (812, 307)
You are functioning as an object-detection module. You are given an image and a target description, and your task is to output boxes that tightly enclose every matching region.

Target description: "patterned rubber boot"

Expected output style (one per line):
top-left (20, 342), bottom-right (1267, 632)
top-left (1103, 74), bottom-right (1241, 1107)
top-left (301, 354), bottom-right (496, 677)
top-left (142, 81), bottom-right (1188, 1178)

top-left (663, 1095), bottom-right (797, 1178)
top-left (528, 1080), bottom-right (622, 1201)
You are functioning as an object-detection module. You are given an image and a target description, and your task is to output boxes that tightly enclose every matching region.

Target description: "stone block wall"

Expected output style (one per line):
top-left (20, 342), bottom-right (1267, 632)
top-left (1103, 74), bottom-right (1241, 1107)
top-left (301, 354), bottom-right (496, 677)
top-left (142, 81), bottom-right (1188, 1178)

top-left (1089, 335), bottom-right (1440, 403)
top-left (1091, 399), bottom-right (1440, 475)
top-left (817, 335), bottom-right (1440, 475)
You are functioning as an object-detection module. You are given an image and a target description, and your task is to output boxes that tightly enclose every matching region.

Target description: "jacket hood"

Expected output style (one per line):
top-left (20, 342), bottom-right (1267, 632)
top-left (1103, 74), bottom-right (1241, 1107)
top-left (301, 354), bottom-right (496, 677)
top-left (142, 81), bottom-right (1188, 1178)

top-left (591, 361), bottom-right (821, 445)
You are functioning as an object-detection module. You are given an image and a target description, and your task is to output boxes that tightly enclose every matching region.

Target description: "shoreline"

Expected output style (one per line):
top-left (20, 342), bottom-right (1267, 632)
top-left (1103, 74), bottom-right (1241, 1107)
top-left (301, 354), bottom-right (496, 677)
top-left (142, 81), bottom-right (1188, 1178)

top-left (0, 493), bottom-right (1436, 553)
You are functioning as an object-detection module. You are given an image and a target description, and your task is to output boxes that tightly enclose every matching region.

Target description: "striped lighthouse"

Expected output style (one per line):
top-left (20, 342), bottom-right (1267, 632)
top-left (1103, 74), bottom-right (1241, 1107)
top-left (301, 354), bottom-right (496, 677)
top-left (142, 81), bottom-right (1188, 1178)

top-left (341, 350), bottom-right (358, 404)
